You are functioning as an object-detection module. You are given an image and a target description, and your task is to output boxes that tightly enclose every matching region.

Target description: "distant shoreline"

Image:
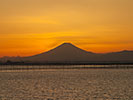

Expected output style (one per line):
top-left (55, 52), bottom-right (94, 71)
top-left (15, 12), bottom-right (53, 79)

top-left (0, 62), bottom-right (133, 66)
top-left (0, 63), bottom-right (133, 71)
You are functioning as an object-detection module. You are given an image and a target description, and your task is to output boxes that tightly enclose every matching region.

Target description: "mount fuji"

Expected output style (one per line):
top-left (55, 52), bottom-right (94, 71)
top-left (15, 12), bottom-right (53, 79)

top-left (0, 43), bottom-right (133, 63)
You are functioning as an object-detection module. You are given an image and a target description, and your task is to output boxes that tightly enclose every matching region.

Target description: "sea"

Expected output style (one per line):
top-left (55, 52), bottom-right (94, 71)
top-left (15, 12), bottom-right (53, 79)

top-left (0, 65), bottom-right (133, 100)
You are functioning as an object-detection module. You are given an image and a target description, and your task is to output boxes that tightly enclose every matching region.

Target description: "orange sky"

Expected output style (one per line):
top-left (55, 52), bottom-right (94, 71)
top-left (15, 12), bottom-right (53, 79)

top-left (0, 0), bottom-right (133, 57)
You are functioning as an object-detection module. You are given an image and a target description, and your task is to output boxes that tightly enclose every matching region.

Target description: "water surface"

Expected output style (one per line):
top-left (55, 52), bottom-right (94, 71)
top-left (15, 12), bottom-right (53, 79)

top-left (0, 65), bottom-right (133, 100)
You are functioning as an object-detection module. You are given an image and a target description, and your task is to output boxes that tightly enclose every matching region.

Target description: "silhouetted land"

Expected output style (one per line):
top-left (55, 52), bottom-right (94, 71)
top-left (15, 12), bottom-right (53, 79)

top-left (0, 61), bottom-right (133, 71)
top-left (0, 60), bottom-right (133, 65)
top-left (1, 60), bottom-right (133, 65)
top-left (1, 43), bottom-right (133, 64)
top-left (0, 43), bottom-right (133, 70)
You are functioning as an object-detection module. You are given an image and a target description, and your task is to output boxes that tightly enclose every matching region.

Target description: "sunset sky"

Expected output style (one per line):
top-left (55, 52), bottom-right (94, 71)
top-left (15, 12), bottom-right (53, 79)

top-left (0, 0), bottom-right (133, 57)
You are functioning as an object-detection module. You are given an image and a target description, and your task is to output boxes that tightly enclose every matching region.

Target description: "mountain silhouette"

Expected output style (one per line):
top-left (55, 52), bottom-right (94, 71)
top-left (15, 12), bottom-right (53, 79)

top-left (23, 43), bottom-right (96, 62)
top-left (0, 43), bottom-right (133, 63)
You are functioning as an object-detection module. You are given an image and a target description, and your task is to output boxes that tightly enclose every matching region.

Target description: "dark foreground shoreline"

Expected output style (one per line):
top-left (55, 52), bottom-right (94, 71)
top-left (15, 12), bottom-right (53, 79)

top-left (0, 63), bottom-right (133, 71)
top-left (0, 61), bottom-right (133, 65)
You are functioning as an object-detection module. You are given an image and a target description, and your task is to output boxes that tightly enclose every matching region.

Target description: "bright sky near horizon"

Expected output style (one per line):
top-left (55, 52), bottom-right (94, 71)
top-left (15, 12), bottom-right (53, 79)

top-left (0, 0), bottom-right (133, 57)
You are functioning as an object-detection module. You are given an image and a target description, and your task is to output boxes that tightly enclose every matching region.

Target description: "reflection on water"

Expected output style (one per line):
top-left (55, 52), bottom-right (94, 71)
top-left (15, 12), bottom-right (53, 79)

top-left (0, 66), bottom-right (133, 100)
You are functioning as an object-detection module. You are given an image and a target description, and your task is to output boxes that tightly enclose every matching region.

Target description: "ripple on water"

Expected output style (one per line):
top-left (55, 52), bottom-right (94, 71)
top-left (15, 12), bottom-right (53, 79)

top-left (0, 67), bottom-right (133, 100)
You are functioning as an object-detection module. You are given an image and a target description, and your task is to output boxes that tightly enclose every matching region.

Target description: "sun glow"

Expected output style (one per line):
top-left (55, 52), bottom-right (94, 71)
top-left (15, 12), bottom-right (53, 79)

top-left (0, 0), bottom-right (133, 57)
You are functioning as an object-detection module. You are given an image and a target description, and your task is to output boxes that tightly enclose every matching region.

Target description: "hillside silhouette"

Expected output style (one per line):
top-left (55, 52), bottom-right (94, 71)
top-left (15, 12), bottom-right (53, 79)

top-left (0, 43), bottom-right (133, 64)
top-left (23, 43), bottom-right (96, 63)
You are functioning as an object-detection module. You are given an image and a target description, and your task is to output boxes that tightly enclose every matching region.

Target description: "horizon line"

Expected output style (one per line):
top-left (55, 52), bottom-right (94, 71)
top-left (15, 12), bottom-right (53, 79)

top-left (0, 42), bottom-right (133, 58)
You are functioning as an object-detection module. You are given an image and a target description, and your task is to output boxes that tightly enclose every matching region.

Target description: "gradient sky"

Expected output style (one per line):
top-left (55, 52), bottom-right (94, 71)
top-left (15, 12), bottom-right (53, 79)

top-left (0, 0), bottom-right (133, 57)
